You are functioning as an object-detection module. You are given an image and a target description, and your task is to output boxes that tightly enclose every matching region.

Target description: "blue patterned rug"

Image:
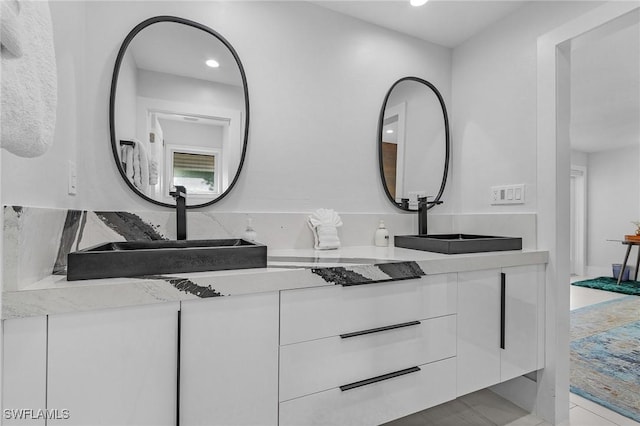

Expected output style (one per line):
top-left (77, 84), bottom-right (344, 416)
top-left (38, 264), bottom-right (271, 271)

top-left (570, 296), bottom-right (640, 422)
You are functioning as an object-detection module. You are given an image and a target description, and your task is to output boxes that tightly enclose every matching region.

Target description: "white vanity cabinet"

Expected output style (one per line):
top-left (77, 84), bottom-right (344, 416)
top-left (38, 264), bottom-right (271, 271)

top-left (2, 252), bottom-right (548, 426)
top-left (2, 316), bottom-right (48, 426)
top-left (456, 264), bottom-right (544, 397)
top-left (179, 292), bottom-right (279, 426)
top-left (279, 274), bottom-right (458, 426)
top-left (46, 303), bottom-right (180, 426)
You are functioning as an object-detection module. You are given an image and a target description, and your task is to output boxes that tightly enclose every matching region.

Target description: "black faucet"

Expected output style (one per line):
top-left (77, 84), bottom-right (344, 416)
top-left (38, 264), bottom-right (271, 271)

top-left (418, 196), bottom-right (443, 235)
top-left (169, 185), bottom-right (187, 240)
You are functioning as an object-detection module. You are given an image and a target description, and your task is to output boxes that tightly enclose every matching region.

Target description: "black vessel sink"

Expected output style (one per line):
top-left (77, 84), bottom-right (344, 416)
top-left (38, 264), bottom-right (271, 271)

top-left (394, 234), bottom-right (522, 255)
top-left (67, 239), bottom-right (267, 281)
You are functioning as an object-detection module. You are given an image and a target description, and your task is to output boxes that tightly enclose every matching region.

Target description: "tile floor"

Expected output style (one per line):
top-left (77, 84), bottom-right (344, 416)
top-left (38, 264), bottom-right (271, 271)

top-left (384, 279), bottom-right (640, 426)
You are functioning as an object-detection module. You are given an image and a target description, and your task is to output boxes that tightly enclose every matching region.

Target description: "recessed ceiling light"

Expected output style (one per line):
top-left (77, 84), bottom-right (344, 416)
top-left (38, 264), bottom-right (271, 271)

top-left (410, 0), bottom-right (428, 6)
top-left (205, 59), bottom-right (220, 68)
top-left (386, 129), bottom-right (394, 134)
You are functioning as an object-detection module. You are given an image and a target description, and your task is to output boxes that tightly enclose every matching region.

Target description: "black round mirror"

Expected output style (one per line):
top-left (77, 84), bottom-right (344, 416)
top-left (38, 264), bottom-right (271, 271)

top-left (109, 16), bottom-right (249, 208)
top-left (378, 76), bottom-right (450, 211)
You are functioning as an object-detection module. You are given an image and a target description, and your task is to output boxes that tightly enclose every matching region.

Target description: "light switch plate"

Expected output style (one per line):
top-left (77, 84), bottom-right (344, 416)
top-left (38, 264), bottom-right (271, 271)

top-left (491, 184), bottom-right (525, 205)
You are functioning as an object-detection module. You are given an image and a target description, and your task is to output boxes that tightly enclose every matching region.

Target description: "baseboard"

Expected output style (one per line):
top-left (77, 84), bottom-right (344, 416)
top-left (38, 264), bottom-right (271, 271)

top-left (586, 265), bottom-right (618, 278)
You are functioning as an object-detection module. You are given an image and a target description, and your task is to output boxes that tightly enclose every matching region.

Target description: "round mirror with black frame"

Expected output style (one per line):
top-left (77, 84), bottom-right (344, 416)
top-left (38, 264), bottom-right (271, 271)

top-left (109, 16), bottom-right (249, 208)
top-left (378, 76), bottom-right (450, 211)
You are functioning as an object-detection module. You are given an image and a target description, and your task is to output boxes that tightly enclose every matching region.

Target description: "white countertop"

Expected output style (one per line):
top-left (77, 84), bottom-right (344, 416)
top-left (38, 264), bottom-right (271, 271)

top-left (2, 246), bottom-right (548, 320)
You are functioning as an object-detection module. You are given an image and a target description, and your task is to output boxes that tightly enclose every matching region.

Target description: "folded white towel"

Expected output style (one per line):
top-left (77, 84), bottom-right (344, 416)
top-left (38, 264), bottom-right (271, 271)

top-left (1, 0), bottom-right (24, 58)
top-left (308, 208), bottom-right (343, 250)
top-left (1, 0), bottom-right (57, 158)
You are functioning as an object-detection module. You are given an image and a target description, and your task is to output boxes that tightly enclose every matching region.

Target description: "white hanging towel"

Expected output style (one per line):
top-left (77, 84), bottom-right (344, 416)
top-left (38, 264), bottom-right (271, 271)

top-left (1, 0), bottom-right (57, 158)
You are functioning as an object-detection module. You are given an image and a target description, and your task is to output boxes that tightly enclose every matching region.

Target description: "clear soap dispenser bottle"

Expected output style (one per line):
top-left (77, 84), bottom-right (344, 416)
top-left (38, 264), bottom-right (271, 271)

top-left (242, 218), bottom-right (257, 242)
top-left (374, 220), bottom-right (389, 247)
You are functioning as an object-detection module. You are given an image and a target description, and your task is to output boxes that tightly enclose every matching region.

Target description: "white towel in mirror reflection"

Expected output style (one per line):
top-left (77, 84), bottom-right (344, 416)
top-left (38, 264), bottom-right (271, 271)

top-left (121, 139), bottom-right (152, 194)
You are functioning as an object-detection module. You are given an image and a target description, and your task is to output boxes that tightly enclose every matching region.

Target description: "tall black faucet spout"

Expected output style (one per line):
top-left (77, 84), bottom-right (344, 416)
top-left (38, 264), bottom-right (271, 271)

top-left (418, 196), bottom-right (443, 235)
top-left (170, 186), bottom-right (187, 240)
top-left (418, 197), bottom-right (429, 235)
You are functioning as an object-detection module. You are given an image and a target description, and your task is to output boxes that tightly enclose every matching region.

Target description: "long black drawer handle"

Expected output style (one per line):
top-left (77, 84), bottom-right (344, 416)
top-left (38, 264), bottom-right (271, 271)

top-left (500, 272), bottom-right (506, 350)
top-left (340, 320), bottom-right (421, 339)
top-left (340, 366), bottom-right (421, 392)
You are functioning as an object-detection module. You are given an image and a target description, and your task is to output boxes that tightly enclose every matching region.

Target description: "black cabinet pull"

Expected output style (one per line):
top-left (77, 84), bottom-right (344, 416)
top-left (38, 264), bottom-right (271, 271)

top-left (341, 275), bottom-right (422, 286)
top-left (340, 366), bottom-right (421, 392)
top-left (500, 272), bottom-right (506, 350)
top-left (177, 309), bottom-right (181, 426)
top-left (340, 320), bottom-right (421, 339)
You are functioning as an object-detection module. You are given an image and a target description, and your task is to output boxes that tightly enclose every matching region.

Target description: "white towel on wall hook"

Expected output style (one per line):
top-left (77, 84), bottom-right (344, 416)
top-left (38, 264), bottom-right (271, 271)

top-left (1, 0), bottom-right (24, 58)
top-left (1, 0), bottom-right (57, 158)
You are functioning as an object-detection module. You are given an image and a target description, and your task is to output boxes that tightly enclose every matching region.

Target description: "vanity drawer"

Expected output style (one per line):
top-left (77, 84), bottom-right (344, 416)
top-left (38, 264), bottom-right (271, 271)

top-left (280, 314), bottom-right (456, 402)
top-left (280, 273), bottom-right (456, 345)
top-left (279, 357), bottom-right (456, 426)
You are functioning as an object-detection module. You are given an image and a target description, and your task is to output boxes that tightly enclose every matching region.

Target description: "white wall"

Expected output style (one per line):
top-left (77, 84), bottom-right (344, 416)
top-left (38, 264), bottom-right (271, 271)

top-left (451, 1), bottom-right (602, 214)
top-left (571, 150), bottom-right (588, 168)
top-left (587, 145), bottom-right (639, 274)
top-left (137, 69), bottom-right (244, 113)
top-left (1, 1), bottom-right (451, 216)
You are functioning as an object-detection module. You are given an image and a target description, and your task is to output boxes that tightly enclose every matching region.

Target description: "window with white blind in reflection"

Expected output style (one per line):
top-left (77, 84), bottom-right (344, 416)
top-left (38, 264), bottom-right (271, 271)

top-left (166, 145), bottom-right (221, 197)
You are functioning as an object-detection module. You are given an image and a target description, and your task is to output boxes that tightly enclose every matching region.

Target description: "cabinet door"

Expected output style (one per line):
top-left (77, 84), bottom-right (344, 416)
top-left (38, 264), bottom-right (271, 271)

top-left (2, 316), bottom-right (47, 426)
top-left (47, 303), bottom-right (180, 426)
top-left (457, 269), bottom-right (501, 396)
top-left (180, 292), bottom-right (279, 426)
top-left (501, 265), bottom-right (541, 381)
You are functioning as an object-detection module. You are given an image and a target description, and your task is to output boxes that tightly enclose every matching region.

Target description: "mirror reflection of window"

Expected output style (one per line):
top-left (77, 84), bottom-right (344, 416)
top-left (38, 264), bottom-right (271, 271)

top-left (159, 114), bottom-right (228, 201)
top-left (165, 144), bottom-right (221, 198)
top-left (172, 152), bottom-right (218, 195)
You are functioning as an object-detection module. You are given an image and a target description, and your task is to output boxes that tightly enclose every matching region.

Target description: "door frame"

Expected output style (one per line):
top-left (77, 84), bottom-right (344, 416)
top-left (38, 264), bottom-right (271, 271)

top-left (570, 165), bottom-right (587, 276)
top-left (537, 3), bottom-right (639, 423)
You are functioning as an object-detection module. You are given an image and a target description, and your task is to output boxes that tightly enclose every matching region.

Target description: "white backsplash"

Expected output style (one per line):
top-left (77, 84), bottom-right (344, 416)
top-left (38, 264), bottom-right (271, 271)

top-left (2, 206), bottom-right (537, 291)
top-left (3, 207), bottom-right (68, 291)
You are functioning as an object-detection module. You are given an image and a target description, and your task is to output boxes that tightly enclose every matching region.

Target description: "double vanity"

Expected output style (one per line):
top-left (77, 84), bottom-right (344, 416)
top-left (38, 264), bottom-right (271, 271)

top-left (2, 10), bottom-right (548, 426)
top-left (3, 244), bottom-right (547, 426)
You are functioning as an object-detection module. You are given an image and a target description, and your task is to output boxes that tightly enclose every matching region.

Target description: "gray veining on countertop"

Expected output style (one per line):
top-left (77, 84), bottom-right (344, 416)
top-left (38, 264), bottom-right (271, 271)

top-left (2, 246), bottom-right (549, 320)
